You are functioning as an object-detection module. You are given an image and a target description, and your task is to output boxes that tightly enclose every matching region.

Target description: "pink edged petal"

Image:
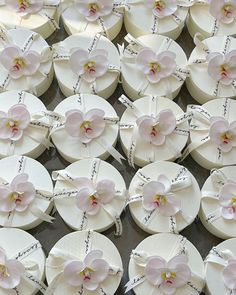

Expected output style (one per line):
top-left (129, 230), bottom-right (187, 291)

top-left (0, 45), bottom-right (21, 71)
top-left (84, 109), bottom-right (105, 121)
top-left (90, 259), bottom-right (109, 283)
top-left (93, 63), bottom-right (108, 77)
top-left (16, 182), bottom-right (36, 204)
top-left (143, 181), bottom-right (166, 198)
top-left (174, 264), bottom-right (191, 288)
top-left (11, 173), bottom-right (28, 190)
top-left (145, 256), bottom-right (166, 285)
top-left (220, 75), bottom-right (234, 85)
top-left (209, 0), bottom-right (226, 19)
top-left (83, 280), bottom-right (99, 291)
top-left (152, 0), bottom-right (178, 18)
top-left (136, 115), bottom-right (153, 126)
top-left (98, 0), bottom-right (113, 15)
top-left (86, 117), bottom-right (105, 139)
top-left (63, 260), bottom-right (84, 287)
top-left (76, 188), bottom-right (101, 215)
top-left (225, 50), bottom-right (236, 65)
top-left (10, 129), bottom-right (23, 141)
top-left (96, 180), bottom-right (115, 203)
top-left (221, 206), bottom-right (236, 220)
top-left (8, 104), bottom-right (30, 130)
top-left (209, 120), bottom-right (229, 146)
top-left (160, 283), bottom-right (177, 295)
top-left (219, 183), bottom-right (236, 204)
top-left (157, 174), bottom-right (171, 193)
top-left (0, 187), bottom-right (15, 212)
top-left (74, 177), bottom-right (95, 191)
top-left (151, 132), bottom-right (166, 146)
top-left (207, 53), bottom-right (224, 81)
top-left (0, 119), bottom-right (12, 139)
top-left (167, 254), bottom-right (188, 269)
top-left (22, 51), bottom-right (41, 76)
top-left (84, 250), bottom-right (103, 267)
top-left (136, 48), bottom-right (157, 71)
top-left (158, 109), bottom-right (176, 135)
top-left (157, 51), bottom-right (177, 77)
top-left (1, 260), bottom-right (24, 289)
top-left (137, 117), bottom-right (155, 142)
top-left (223, 260), bottom-right (236, 290)
top-left (65, 110), bottom-right (84, 137)
top-left (69, 49), bottom-right (88, 76)
top-left (158, 194), bottom-right (181, 216)
top-left (147, 72), bottom-right (161, 84)
top-left (219, 141), bottom-right (233, 153)
top-left (82, 70), bottom-right (97, 83)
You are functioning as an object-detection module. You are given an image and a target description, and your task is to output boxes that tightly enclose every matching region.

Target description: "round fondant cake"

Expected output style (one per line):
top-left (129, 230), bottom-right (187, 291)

top-left (186, 98), bottom-right (236, 170)
top-left (187, 0), bottom-right (236, 39)
top-left (127, 233), bottom-right (205, 295)
top-left (121, 34), bottom-right (188, 101)
top-left (0, 155), bottom-right (54, 229)
top-left (200, 166), bottom-right (236, 239)
top-left (119, 95), bottom-right (190, 167)
top-left (124, 0), bottom-right (190, 40)
top-left (53, 158), bottom-right (126, 234)
top-left (128, 161), bottom-right (201, 234)
top-left (53, 32), bottom-right (120, 99)
top-left (187, 35), bottom-right (236, 104)
top-left (0, 0), bottom-right (59, 39)
top-left (61, 0), bottom-right (123, 40)
top-left (51, 93), bottom-right (121, 163)
top-left (46, 230), bottom-right (123, 295)
top-left (0, 28), bottom-right (53, 96)
top-left (205, 238), bottom-right (236, 295)
top-left (0, 90), bottom-right (51, 159)
top-left (0, 227), bottom-right (46, 295)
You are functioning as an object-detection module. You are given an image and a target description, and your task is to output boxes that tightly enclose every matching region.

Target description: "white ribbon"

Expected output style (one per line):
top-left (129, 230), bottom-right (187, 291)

top-left (119, 94), bottom-right (191, 168)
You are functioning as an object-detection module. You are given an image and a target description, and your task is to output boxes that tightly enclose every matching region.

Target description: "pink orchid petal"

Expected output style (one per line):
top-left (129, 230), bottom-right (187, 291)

top-left (84, 250), bottom-right (103, 267)
top-left (174, 264), bottom-right (191, 288)
top-left (6, 0), bottom-right (43, 15)
top-left (158, 193), bottom-right (181, 216)
top-left (96, 180), bottom-right (115, 203)
top-left (8, 104), bottom-right (30, 130)
top-left (209, 0), bottom-right (236, 23)
top-left (223, 260), bottom-right (236, 290)
top-left (0, 259), bottom-right (24, 289)
top-left (136, 48), bottom-right (157, 71)
top-left (11, 173), bottom-right (29, 190)
top-left (76, 187), bottom-right (101, 215)
top-left (90, 259), bottom-right (109, 283)
top-left (208, 53), bottom-right (224, 81)
top-left (0, 45), bottom-right (21, 71)
top-left (158, 110), bottom-right (176, 136)
top-left (63, 260), bottom-right (84, 287)
top-left (167, 254), bottom-right (188, 269)
top-left (157, 175), bottom-right (171, 193)
top-left (83, 280), bottom-right (99, 291)
top-left (0, 187), bottom-right (15, 212)
top-left (65, 110), bottom-right (84, 137)
top-left (22, 51), bottom-right (41, 76)
top-left (221, 206), bottom-right (236, 219)
top-left (69, 49), bottom-right (89, 76)
top-left (160, 283), bottom-right (177, 295)
top-left (145, 256), bottom-right (166, 285)
top-left (74, 177), bottom-right (95, 191)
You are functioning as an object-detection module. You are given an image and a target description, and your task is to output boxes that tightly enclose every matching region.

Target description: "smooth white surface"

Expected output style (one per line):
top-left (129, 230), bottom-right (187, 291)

top-left (187, 36), bottom-right (236, 104)
top-left (187, 4), bottom-right (236, 39)
top-left (0, 227), bottom-right (45, 295)
top-left (46, 230), bottom-right (123, 295)
top-left (52, 94), bottom-right (119, 163)
top-left (205, 238), bottom-right (236, 295)
top-left (200, 166), bottom-right (236, 239)
top-left (54, 158), bottom-right (126, 231)
top-left (0, 29), bottom-right (53, 96)
top-left (129, 233), bottom-right (205, 295)
top-left (62, 3), bottom-right (123, 40)
top-left (120, 96), bottom-right (189, 167)
top-left (121, 34), bottom-right (188, 100)
top-left (0, 4), bottom-right (58, 39)
top-left (189, 99), bottom-right (236, 169)
top-left (53, 32), bottom-right (120, 99)
top-left (129, 161), bottom-right (201, 234)
top-left (124, 2), bottom-right (188, 39)
top-left (0, 155), bottom-right (53, 229)
top-left (0, 91), bottom-right (49, 159)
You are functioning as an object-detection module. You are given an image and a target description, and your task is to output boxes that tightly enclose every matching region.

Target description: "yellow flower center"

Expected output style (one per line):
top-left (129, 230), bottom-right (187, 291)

top-left (80, 120), bottom-right (92, 134)
top-left (90, 195), bottom-right (98, 205)
top-left (88, 3), bottom-right (99, 14)
top-left (231, 197), bottom-right (236, 204)
top-left (80, 267), bottom-right (94, 281)
top-left (221, 132), bottom-right (234, 144)
top-left (13, 57), bottom-right (26, 70)
top-left (154, 0), bottom-right (166, 10)
top-left (150, 124), bottom-right (160, 137)
top-left (149, 62), bottom-right (161, 75)
top-left (9, 192), bottom-right (24, 204)
top-left (6, 120), bottom-right (19, 130)
top-left (0, 265), bottom-right (9, 278)
top-left (84, 61), bottom-right (96, 74)
top-left (18, 0), bottom-right (30, 8)
top-left (222, 4), bottom-right (233, 16)
top-left (220, 64), bottom-right (229, 77)
top-left (154, 194), bottom-right (167, 207)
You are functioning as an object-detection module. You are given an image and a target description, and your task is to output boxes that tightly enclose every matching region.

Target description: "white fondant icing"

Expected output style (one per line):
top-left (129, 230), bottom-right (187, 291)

top-left (121, 34), bottom-right (188, 101)
top-left (46, 230), bottom-right (123, 295)
top-left (53, 32), bottom-right (120, 99)
top-left (0, 155), bottom-right (54, 230)
top-left (0, 91), bottom-right (49, 159)
top-left (187, 36), bottom-right (236, 104)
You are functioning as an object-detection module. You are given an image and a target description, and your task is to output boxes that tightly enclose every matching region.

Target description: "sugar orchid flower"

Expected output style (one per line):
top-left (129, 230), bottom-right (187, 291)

top-left (219, 183), bottom-right (236, 220)
top-left (145, 254), bottom-right (191, 295)
top-left (136, 109), bottom-right (176, 146)
top-left (209, 0), bottom-right (236, 24)
top-left (0, 173), bottom-right (36, 213)
top-left (136, 48), bottom-right (176, 83)
top-left (142, 174), bottom-right (181, 216)
top-left (207, 50), bottom-right (236, 85)
top-left (146, 0), bottom-right (178, 18)
top-left (65, 109), bottom-right (105, 144)
top-left (74, 177), bottom-right (115, 215)
top-left (0, 104), bottom-right (30, 141)
top-left (63, 250), bottom-right (109, 291)
top-left (5, 0), bottom-right (43, 17)
top-left (75, 0), bottom-right (113, 21)
top-left (69, 48), bottom-right (109, 83)
top-left (209, 117), bottom-right (236, 153)
top-left (0, 45), bottom-right (41, 79)
top-left (0, 247), bottom-right (25, 289)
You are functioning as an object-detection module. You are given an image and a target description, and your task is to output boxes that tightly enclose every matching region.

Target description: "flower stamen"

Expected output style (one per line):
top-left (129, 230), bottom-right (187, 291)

top-left (154, 194), bottom-right (167, 207)
top-left (80, 121), bottom-right (92, 134)
top-left (13, 57), bottom-right (26, 72)
top-left (221, 132), bottom-right (234, 144)
top-left (222, 4), bottom-right (233, 17)
top-left (154, 0), bottom-right (166, 12)
top-left (161, 271), bottom-right (176, 284)
top-left (0, 265), bottom-right (9, 278)
top-left (88, 3), bottom-right (100, 15)
top-left (149, 62), bottom-right (161, 75)
top-left (80, 267), bottom-right (94, 282)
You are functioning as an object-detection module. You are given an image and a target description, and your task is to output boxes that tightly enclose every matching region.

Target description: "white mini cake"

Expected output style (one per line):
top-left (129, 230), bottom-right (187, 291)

top-left (187, 0), bottom-right (236, 39)
top-left (0, 90), bottom-right (51, 159)
top-left (119, 95), bottom-right (190, 167)
top-left (46, 230), bottom-right (123, 295)
top-left (127, 233), bottom-right (205, 295)
top-left (128, 161), bottom-right (201, 234)
top-left (53, 158), bottom-right (126, 234)
top-left (186, 98), bottom-right (236, 170)
top-left (0, 155), bottom-right (54, 230)
top-left (0, 227), bottom-right (46, 295)
top-left (187, 35), bottom-right (236, 104)
top-left (205, 238), bottom-right (236, 295)
top-left (0, 1), bottom-right (59, 39)
top-left (200, 167), bottom-right (236, 239)
top-left (121, 34), bottom-right (188, 101)
top-left (0, 28), bottom-right (53, 96)
top-left (61, 0), bottom-right (123, 40)
top-left (53, 32), bottom-right (120, 99)
top-left (51, 93), bottom-right (121, 163)
top-left (124, 0), bottom-right (189, 40)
